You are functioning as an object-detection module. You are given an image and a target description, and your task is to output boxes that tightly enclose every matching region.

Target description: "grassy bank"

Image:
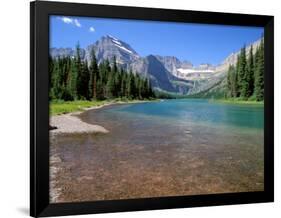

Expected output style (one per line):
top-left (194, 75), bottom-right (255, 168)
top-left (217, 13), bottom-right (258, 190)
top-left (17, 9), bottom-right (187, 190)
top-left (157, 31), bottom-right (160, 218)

top-left (210, 98), bottom-right (264, 105)
top-left (50, 98), bottom-right (156, 116)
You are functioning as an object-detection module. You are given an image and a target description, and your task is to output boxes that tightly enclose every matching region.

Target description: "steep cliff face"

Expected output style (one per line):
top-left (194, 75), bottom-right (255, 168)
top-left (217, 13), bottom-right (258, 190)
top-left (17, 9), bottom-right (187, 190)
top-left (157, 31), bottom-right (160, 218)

top-left (155, 55), bottom-right (182, 75)
top-left (145, 55), bottom-right (177, 92)
top-left (50, 35), bottom-right (261, 96)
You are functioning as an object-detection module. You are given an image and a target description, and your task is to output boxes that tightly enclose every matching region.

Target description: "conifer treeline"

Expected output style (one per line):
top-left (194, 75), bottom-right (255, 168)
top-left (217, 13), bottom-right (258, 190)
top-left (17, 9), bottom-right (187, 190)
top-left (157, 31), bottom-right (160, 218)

top-left (226, 38), bottom-right (264, 101)
top-left (49, 44), bottom-right (154, 101)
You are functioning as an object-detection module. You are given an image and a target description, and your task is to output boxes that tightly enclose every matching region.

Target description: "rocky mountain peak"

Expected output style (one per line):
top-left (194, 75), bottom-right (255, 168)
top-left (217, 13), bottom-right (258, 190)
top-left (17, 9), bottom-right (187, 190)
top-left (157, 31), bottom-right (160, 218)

top-left (50, 35), bottom-right (262, 95)
top-left (85, 35), bottom-right (140, 68)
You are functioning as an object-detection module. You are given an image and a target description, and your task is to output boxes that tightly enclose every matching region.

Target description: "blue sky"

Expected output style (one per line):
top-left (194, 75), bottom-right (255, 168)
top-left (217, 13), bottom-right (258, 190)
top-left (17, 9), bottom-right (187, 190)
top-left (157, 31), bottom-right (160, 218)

top-left (50, 15), bottom-right (263, 66)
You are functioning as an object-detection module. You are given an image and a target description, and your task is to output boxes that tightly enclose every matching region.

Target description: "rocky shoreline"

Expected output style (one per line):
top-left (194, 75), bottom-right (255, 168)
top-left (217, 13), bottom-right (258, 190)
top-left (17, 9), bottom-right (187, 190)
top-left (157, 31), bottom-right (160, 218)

top-left (50, 114), bottom-right (109, 135)
top-left (49, 102), bottom-right (117, 135)
top-left (49, 100), bottom-right (152, 135)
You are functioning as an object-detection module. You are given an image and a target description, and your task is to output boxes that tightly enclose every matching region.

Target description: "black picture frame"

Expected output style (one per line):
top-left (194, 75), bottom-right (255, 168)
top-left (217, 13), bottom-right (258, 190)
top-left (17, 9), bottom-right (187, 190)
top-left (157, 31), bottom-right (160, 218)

top-left (30, 1), bottom-right (274, 217)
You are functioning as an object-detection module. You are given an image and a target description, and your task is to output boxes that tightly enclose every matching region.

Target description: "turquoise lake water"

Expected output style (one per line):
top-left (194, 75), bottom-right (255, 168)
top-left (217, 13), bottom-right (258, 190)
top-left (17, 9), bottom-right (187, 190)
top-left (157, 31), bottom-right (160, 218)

top-left (51, 99), bottom-right (264, 202)
top-left (112, 99), bottom-right (264, 129)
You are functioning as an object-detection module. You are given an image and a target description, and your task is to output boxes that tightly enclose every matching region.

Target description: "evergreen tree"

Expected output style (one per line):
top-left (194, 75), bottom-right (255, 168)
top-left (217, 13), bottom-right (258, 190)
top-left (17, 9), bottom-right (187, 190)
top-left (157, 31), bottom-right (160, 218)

top-left (49, 57), bottom-right (56, 99)
top-left (227, 65), bottom-right (237, 98)
top-left (224, 39), bottom-right (264, 101)
top-left (112, 56), bottom-right (118, 73)
top-left (68, 43), bottom-right (82, 99)
top-left (238, 46), bottom-right (247, 98)
top-left (126, 70), bottom-right (136, 99)
top-left (245, 45), bottom-right (255, 98)
top-left (49, 47), bottom-right (155, 101)
top-left (98, 61), bottom-right (108, 98)
top-left (231, 65), bottom-right (238, 98)
top-left (75, 43), bottom-right (88, 99)
top-left (67, 58), bottom-right (75, 99)
top-left (236, 54), bottom-right (241, 97)
top-left (120, 68), bottom-right (127, 97)
top-left (232, 68), bottom-right (238, 98)
top-left (135, 73), bottom-right (143, 99)
top-left (114, 70), bottom-right (121, 97)
top-left (89, 48), bottom-right (99, 99)
top-left (254, 39), bottom-right (264, 101)
top-left (78, 60), bottom-right (90, 99)
top-left (106, 72), bottom-right (115, 98)
top-left (51, 58), bottom-right (59, 99)
top-left (49, 56), bottom-right (55, 100)
top-left (227, 65), bottom-right (232, 97)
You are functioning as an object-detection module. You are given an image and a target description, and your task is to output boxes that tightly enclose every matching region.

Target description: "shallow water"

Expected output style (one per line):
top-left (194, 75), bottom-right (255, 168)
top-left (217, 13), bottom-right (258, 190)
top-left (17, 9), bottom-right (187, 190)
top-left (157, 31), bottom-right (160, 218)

top-left (50, 99), bottom-right (264, 203)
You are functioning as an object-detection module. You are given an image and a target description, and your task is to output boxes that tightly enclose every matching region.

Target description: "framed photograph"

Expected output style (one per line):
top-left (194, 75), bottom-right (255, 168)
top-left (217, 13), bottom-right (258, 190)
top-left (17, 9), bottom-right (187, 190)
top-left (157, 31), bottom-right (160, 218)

top-left (30, 1), bottom-right (274, 217)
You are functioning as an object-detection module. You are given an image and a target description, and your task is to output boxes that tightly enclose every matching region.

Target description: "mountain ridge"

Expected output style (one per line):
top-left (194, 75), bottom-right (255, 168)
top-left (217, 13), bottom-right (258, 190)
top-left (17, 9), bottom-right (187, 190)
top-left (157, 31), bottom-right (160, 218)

top-left (50, 35), bottom-right (261, 95)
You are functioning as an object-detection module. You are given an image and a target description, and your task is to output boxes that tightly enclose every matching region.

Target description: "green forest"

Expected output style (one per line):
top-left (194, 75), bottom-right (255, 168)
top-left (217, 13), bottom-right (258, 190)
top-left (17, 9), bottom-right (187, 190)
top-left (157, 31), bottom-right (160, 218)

top-left (49, 44), bottom-right (154, 101)
top-left (226, 38), bottom-right (264, 101)
top-left (49, 39), bottom-right (265, 107)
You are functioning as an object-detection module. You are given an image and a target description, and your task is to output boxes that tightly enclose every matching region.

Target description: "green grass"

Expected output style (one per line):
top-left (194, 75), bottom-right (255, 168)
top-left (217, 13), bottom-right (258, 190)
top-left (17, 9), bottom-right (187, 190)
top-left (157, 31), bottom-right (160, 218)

top-left (50, 100), bottom-right (109, 115)
top-left (50, 97), bottom-right (263, 116)
top-left (211, 98), bottom-right (264, 105)
top-left (50, 98), bottom-right (157, 116)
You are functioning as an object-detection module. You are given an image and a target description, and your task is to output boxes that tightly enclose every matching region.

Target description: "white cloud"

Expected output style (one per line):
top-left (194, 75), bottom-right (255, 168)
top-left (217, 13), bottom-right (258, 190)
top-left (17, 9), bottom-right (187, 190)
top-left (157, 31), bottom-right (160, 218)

top-left (89, 27), bottom-right (95, 32)
top-left (59, 17), bottom-right (81, 28)
top-left (74, 19), bottom-right (81, 27)
top-left (61, 17), bottom-right (73, 24)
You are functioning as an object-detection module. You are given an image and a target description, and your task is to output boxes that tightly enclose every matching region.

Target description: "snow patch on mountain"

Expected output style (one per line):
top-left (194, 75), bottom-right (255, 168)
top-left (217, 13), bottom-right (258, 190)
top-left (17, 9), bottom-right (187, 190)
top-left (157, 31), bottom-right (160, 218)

top-left (112, 39), bottom-right (121, 46)
top-left (114, 44), bottom-right (133, 54)
top-left (175, 68), bottom-right (215, 81)
top-left (177, 68), bottom-right (215, 74)
top-left (107, 34), bottom-right (119, 41)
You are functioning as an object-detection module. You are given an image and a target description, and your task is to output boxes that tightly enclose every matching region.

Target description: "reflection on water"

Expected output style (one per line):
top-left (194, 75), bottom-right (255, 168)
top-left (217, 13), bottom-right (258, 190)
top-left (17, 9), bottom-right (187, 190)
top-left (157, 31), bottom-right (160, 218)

top-left (50, 99), bottom-right (264, 203)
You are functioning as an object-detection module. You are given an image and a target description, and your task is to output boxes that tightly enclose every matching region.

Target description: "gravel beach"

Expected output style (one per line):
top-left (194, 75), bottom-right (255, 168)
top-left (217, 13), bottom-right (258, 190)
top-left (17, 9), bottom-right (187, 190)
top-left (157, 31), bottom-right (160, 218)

top-left (49, 101), bottom-right (152, 135)
top-left (50, 114), bottom-right (109, 135)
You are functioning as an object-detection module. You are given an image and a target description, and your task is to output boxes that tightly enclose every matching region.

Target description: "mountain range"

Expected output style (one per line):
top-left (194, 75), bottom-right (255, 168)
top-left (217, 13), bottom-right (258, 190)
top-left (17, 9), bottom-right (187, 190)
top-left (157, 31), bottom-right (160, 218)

top-left (50, 35), bottom-right (261, 96)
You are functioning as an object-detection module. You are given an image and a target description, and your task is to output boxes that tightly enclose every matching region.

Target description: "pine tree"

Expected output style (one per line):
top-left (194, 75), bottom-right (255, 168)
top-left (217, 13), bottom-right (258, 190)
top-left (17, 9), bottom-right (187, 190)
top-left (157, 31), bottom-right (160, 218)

top-left (89, 48), bottom-right (99, 100)
top-left (64, 57), bottom-right (73, 100)
top-left (96, 79), bottom-right (104, 100)
top-left (49, 56), bottom-right (54, 100)
top-left (49, 48), bottom-right (155, 101)
top-left (98, 61), bottom-right (108, 98)
top-left (126, 71), bottom-right (132, 98)
top-left (232, 68), bottom-right (238, 98)
top-left (68, 58), bottom-right (75, 99)
top-left (245, 45), bottom-right (255, 98)
top-left (79, 60), bottom-right (90, 99)
top-left (144, 78), bottom-right (151, 99)
top-left (126, 70), bottom-right (136, 99)
top-left (75, 43), bottom-right (88, 99)
top-left (114, 70), bottom-right (121, 97)
top-left (120, 68), bottom-right (127, 97)
top-left (68, 43), bottom-right (82, 99)
top-left (254, 39), bottom-right (264, 101)
top-left (112, 56), bottom-right (118, 73)
top-left (106, 72), bottom-right (115, 98)
top-left (236, 54), bottom-right (241, 97)
top-left (238, 46), bottom-right (247, 98)
top-left (52, 57), bottom-right (59, 99)
top-left (135, 73), bottom-right (143, 99)
top-left (226, 65), bottom-right (237, 98)
top-left (227, 65), bottom-right (232, 97)
top-left (49, 56), bottom-right (56, 99)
